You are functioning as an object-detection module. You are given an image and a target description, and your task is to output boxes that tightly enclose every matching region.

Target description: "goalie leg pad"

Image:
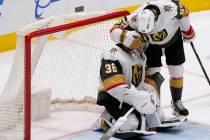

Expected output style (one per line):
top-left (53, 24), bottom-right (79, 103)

top-left (119, 113), bottom-right (139, 132)
top-left (145, 72), bottom-right (165, 93)
top-left (114, 115), bottom-right (156, 139)
top-left (145, 112), bottom-right (161, 129)
top-left (99, 109), bottom-right (115, 132)
top-left (145, 72), bottom-right (165, 106)
top-left (91, 109), bottom-right (114, 131)
top-left (100, 110), bottom-right (141, 132)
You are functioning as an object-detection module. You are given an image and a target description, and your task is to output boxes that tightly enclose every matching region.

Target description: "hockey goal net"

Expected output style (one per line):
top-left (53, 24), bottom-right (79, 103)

top-left (0, 10), bottom-right (129, 140)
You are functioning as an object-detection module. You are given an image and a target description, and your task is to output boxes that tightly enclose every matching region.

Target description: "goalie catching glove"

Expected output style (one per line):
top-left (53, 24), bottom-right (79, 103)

top-left (123, 86), bottom-right (156, 115)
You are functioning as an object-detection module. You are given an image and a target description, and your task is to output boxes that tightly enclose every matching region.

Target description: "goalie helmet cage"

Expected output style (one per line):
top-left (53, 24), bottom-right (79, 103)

top-left (0, 10), bottom-right (129, 140)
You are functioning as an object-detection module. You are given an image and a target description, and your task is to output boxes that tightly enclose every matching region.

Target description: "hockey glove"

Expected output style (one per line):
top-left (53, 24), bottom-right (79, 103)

top-left (120, 31), bottom-right (148, 51)
top-left (107, 85), bottom-right (156, 115)
top-left (181, 25), bottom-right (195, 43)
top-left (123, 86), bottom-right (157, 114)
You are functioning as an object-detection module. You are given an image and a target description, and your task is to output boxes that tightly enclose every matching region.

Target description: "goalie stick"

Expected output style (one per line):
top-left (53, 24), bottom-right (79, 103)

top-left (100, 107), bottom-right (135, 140)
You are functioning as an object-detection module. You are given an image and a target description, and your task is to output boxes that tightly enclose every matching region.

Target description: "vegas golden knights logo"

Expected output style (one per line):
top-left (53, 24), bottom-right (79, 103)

top-left (132, 65), bottom-right (143, 87)
top-left (150, 29), bottom-right (168, 42)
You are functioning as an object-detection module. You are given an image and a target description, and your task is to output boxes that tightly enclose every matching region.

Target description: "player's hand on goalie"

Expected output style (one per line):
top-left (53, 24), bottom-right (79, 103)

top-left (181, 25), bottom-right (195, 43)
top-left (110, 27), bottom-right (149, 52)
top-left (121, 31), bottom-right (149, 51)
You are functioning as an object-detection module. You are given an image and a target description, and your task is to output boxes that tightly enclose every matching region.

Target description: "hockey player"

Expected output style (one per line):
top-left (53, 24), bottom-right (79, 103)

top-left (96, 31), bottom-right (184, 139)
top-left (109, 0), bottom-right (195, 117)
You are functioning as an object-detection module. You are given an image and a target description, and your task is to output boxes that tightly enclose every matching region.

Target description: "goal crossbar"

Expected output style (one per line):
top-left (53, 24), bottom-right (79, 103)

top-left (24, 10), bottom-right (129, 140)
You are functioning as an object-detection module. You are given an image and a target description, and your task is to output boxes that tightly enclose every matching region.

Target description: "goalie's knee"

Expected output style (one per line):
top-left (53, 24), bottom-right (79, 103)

top-left (119, 113), bottom-right (139, 131)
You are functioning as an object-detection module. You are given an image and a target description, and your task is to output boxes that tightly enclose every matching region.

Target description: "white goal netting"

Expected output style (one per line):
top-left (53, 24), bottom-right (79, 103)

top-left (0, 10), bottom-right (129, 140)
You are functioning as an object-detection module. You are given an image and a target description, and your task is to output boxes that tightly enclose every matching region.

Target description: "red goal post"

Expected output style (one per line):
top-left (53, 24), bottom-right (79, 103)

top-left (23, 10), bottom-right (129, 140)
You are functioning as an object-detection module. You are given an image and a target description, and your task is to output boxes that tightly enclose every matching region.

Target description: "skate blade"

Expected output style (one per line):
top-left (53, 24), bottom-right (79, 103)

top-left (172, 111), bottom-right (188, 121)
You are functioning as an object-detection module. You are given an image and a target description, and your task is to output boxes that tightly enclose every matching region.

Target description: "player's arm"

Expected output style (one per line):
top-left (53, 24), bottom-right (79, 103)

top-left (110, 9), bottom-right (148, 50)
top-left (99, 57), bottom-right (156, 114)
top-left (109, 17), bottom-right (138, 48)
top-left (178, 4), bottom-right (195, 42)
top-left (110, 22), bottom-right (148, 51)
top-left (110, 9), bottom-right (139, 34)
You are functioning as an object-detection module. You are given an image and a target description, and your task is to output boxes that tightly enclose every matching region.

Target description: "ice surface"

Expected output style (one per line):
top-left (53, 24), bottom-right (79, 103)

top-left (0, 10), bottom-right (210, 140)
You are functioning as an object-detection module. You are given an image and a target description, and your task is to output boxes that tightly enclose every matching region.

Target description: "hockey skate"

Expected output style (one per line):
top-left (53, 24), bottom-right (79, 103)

top-left (171, 100), bottom-right (189, 118)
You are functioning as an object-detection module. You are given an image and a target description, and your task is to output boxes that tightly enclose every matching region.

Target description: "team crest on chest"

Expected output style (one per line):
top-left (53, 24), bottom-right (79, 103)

top-left (150, 29), bottom-right (168, 42)
top-left (131, 65), bottom-right (143, 87)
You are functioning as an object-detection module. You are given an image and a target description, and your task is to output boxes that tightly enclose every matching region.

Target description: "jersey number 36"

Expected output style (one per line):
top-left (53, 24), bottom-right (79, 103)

top-left (105, 63), bottom-right (118, 74)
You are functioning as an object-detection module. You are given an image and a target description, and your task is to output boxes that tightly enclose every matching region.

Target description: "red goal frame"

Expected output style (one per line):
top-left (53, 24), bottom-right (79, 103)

top-left (24, 10), bottom-right (129, 140)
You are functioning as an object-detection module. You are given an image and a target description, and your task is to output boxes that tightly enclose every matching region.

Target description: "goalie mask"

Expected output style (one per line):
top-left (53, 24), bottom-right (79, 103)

top-left (137, 9), bottom-right (156, 33)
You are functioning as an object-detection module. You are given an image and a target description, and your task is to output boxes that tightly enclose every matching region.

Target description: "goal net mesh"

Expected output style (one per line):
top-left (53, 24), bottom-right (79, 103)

top-left (0, 10), bottom-right (129, 140)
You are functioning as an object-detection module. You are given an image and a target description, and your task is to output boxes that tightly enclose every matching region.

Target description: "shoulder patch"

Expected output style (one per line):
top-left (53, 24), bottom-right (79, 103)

top-left (109, 48), bottom-right (118, 54)
top-left (102, 48), bottom-right (118, 60)
top-left (163, 4), bottom-right (173, 12)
